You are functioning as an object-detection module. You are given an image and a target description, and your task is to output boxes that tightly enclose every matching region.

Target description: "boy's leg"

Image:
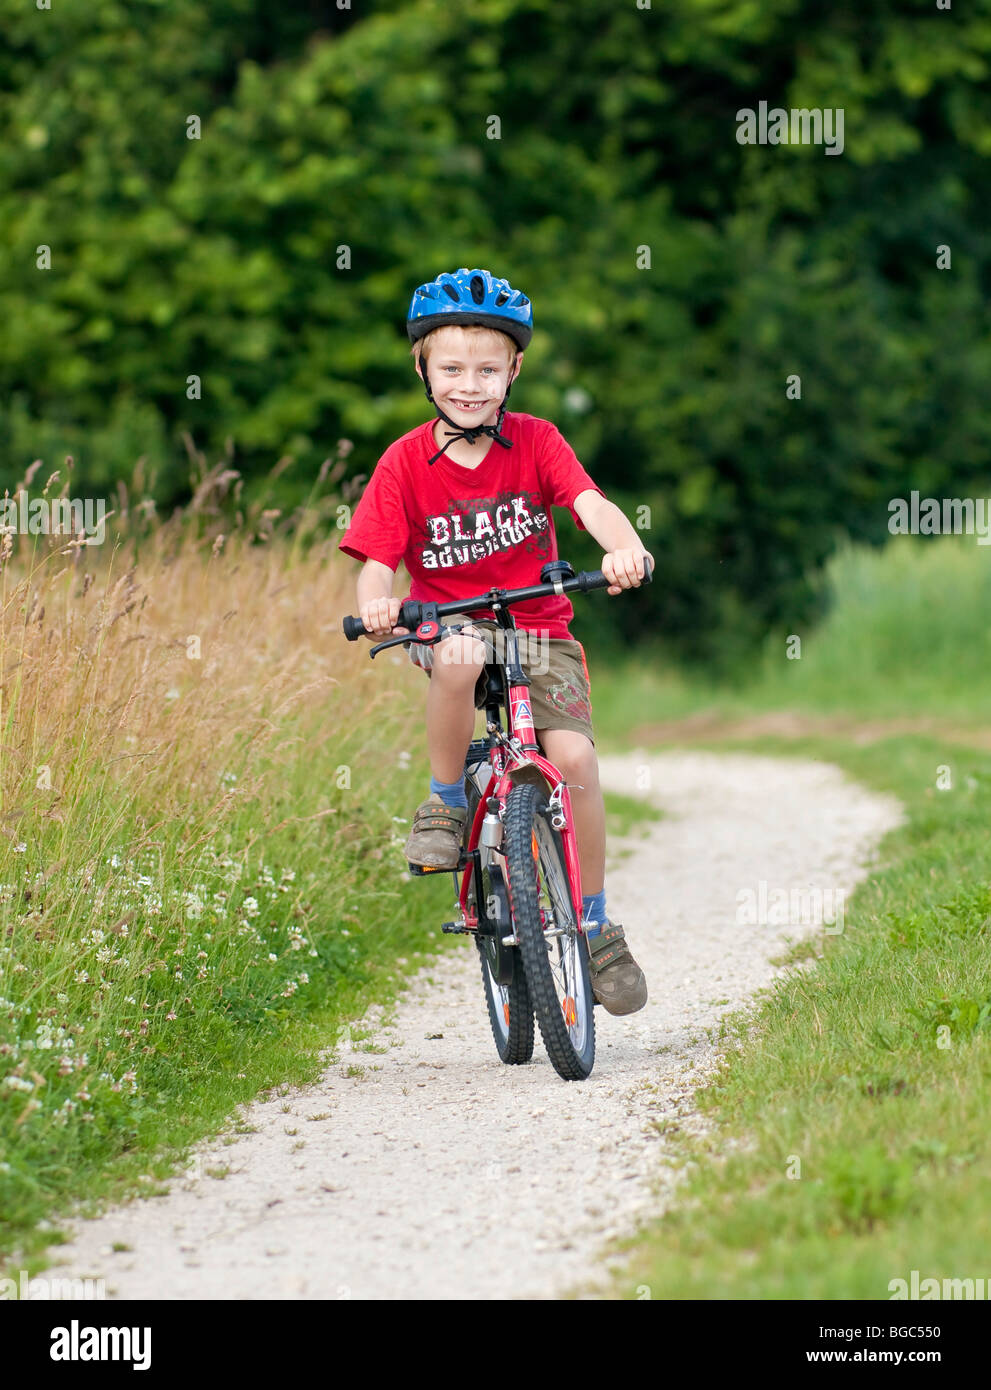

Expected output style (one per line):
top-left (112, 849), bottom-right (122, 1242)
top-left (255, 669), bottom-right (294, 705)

top-left (536, 725), bottom-right (647, 1015)
top-left (526, 632), bottom-right (602, 894)
top-left (404, 617), bottom-right (490, 868)
top-left (408, 614), bottom-right (490, 783)
top-left (534, 728), bottom-right (604, 897)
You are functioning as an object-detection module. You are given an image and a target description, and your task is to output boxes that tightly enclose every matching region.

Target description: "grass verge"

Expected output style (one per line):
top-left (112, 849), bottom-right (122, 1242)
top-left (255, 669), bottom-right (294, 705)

top-left (596, 731), bottom-right (991, 1299)
top-left (0, 461), bottom-right (471, 1274)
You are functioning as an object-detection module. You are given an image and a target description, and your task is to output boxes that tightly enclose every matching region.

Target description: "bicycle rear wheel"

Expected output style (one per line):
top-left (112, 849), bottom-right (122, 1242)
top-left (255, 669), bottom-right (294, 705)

top-left (465, 775), bottom-right (534, 1065)
top-left (502, 782), bottom-right (595, 1081)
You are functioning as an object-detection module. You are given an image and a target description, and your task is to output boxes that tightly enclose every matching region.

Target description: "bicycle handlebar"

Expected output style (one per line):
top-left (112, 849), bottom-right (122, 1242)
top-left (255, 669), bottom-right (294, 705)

top-left (341, 557), bottom-right (652, 642)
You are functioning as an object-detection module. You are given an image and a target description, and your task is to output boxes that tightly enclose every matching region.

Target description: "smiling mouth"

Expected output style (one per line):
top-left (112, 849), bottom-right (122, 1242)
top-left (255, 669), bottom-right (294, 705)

top-left (449, 399), bottom-right (489, 411)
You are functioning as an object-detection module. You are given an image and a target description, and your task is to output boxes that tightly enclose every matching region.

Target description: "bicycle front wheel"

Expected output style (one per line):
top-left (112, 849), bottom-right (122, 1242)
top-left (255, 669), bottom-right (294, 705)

top-left (503, 782), bottom-right (595, 1081)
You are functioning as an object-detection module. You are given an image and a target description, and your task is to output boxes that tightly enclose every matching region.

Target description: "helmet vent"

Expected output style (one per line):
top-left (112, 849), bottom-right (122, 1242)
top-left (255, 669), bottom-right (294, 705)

top-left (442, 283), bottom-right (460, 301)
top-left (494, 290), bottom-right (509, 306)
top-left (470, 275), bottom-right (486, 304)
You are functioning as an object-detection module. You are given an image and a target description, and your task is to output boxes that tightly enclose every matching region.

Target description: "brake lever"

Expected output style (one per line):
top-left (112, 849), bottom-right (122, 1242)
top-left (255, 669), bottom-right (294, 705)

top-left (369, 631), bottom-right (414, 659)
top-left (369, 618), bottom-right (466, 659)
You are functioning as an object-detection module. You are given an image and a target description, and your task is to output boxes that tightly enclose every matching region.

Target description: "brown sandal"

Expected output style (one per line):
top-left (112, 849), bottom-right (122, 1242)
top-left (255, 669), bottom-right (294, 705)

top-left (404, 793), bottom-right (468, 869)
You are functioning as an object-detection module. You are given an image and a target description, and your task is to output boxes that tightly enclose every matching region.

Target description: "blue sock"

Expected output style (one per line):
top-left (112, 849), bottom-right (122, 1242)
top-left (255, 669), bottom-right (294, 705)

top-left (582, 889), bottom-right (607, 938)
top-left (429, 773), bottom-right (468, 810)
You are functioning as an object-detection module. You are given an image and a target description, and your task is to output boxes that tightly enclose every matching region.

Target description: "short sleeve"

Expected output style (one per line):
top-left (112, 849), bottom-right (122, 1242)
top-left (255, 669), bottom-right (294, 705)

top-left (535, 420), bottom-right (606, 531)
top-left (337, 457), bottom-right (411, 570)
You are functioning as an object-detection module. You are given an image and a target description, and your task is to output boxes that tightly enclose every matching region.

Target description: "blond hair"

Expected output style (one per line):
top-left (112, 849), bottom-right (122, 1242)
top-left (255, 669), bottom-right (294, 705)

top-left (411, 324), bottom-right (519, 373)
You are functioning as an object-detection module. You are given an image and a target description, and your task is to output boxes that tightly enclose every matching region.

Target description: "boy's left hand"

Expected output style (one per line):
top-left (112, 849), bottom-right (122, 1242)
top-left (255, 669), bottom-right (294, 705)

top-left (602, 549), bottom-right (654, 595)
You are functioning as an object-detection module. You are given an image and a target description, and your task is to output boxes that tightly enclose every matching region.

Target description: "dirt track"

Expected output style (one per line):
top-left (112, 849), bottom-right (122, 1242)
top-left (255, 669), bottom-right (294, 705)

top-left (45, 750), bottom-right (901, 1300)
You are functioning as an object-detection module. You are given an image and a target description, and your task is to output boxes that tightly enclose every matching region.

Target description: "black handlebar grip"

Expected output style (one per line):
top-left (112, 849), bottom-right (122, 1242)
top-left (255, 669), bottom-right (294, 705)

top-left (642, 555), bottom-right (653, 583)
top-left (342, 614), bottom-right (368, 641)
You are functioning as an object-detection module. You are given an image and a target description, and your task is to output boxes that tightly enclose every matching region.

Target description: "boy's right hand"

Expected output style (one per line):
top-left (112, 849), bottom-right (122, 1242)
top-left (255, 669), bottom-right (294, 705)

top-left (359, 596), bottom-right (410, 638)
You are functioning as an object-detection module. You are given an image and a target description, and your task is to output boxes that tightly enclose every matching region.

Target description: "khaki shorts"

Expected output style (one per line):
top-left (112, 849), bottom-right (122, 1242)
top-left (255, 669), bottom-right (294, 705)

top-left (408, 612), bottom-right (595, 745)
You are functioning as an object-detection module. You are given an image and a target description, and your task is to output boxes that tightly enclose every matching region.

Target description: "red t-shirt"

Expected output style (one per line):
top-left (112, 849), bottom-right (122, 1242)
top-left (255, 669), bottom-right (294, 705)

top-left (337, 412), bottom-right (606, 639)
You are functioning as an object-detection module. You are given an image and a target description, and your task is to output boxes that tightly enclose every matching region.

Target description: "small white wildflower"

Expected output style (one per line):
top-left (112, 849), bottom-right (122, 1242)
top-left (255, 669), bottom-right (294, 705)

top-left (13, 843), bottom-right (26, 854)
top-left (267, 952), bottom-right (278, 962)
top-left (242, 896), bottom-right (260, 919)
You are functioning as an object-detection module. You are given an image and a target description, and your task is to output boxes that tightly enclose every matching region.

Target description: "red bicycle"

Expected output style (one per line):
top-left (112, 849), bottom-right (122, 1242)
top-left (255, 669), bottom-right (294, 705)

top-left (342, 557), bottom-right (652, 1081)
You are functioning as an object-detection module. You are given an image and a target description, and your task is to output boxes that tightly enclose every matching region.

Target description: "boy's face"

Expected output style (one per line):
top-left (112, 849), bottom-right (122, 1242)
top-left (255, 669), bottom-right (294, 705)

top-left (420, 327), bottom-right (521, 430)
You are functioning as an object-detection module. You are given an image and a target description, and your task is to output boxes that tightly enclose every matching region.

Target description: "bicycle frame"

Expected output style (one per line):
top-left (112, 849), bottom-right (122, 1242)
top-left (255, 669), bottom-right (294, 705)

top-left (458, 613), bottom-right (584, 939)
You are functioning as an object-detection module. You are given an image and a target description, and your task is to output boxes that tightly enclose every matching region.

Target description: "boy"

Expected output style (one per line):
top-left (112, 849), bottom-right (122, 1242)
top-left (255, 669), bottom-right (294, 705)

top-left (338, 268), bottom-right (652, 1015)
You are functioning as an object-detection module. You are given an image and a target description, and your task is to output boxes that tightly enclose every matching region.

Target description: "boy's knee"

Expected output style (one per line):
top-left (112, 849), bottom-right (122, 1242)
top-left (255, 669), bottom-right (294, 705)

top-left (538, 730), bottom-right (597, 782)
top-left (432, 631), bottom-right (488, 681)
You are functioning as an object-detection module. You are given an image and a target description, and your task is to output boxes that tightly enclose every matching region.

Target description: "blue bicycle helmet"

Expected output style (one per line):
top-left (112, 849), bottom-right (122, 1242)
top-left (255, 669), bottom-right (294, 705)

top-left (406, 268), bottom-right (533, 350)
top-left (407, 269), bottom-right (532, 464)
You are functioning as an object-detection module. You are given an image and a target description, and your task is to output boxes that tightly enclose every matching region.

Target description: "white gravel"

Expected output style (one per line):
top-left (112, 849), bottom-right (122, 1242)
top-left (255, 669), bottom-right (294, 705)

top-left (45, 750), bottom-right (902, 1300)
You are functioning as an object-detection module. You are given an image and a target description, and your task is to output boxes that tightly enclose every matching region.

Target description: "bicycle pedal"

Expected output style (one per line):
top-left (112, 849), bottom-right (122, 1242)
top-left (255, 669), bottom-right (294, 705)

top-left (407, 849), bottom-right (470, 876)
top-left (441, 920), bottom-right (470, 934)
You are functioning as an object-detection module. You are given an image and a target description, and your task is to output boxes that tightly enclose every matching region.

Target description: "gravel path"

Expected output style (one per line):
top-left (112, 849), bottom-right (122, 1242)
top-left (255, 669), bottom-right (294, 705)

top-left (46, 750), bottom-right (902, 1300)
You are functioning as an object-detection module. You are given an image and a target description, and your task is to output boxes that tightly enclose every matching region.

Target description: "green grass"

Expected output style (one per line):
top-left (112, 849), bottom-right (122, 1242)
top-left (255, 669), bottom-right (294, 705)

top-left (592, 534), bottom-right (991, 731)
top-left (0, 704), bottom-right (465, 1274)
top-left (602, 789), bottom-right (664, 841)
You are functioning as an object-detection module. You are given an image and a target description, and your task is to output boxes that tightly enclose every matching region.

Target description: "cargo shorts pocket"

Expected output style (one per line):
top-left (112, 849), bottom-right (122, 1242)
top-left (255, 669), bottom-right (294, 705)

top-left (528, 641), bottom-right (595, 743)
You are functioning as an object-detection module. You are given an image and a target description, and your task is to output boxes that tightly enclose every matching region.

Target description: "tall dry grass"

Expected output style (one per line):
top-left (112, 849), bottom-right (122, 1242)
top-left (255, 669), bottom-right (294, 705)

top-left (0, 448), bottom-right (432, 1261)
